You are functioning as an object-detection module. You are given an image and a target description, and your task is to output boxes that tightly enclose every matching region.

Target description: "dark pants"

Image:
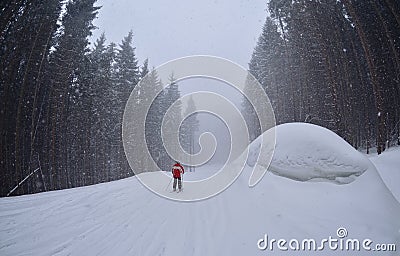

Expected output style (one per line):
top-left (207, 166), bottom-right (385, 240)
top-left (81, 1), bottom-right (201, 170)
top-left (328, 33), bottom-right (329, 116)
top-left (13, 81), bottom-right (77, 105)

top-left (173, 177), bottom-right (182, 190)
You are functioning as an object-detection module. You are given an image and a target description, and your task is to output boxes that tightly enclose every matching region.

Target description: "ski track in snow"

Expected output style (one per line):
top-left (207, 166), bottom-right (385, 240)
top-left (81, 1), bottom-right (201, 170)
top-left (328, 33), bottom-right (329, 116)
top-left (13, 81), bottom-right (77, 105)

top-left (1, 172), bottom-right (282, 256)
top-left (1, 167), bottom-right (399, 256)
top-left (1, 124), bottom-right (400, 256)
top-left (0, 167), bottom-right (398, 256)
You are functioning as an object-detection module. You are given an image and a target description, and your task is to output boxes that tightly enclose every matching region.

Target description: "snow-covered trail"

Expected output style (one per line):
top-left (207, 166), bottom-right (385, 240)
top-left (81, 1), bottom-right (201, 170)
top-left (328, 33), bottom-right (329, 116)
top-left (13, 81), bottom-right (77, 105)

top-left (0, 169), bottom-right (263, 256)
top-left (1, 124), bottom-right (399, 256)
top-left (1, 164), bottom-right (399, 256)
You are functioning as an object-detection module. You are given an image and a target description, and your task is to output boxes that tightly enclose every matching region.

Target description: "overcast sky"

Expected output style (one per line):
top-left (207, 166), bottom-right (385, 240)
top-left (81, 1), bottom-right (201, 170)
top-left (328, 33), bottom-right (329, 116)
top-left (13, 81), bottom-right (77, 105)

top-left (91, 0), bottom-right (268, 69)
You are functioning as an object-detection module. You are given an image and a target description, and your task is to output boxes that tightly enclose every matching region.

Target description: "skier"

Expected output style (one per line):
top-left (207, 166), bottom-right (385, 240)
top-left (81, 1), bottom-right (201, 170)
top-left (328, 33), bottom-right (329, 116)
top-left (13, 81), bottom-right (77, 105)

top-left (172, 161), bottom-right (184, 192)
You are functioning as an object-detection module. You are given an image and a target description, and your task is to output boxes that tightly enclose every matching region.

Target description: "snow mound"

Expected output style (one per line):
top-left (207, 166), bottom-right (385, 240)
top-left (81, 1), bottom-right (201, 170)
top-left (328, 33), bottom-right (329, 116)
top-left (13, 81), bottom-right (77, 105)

top-left (247, 123), bottom-right (370, 184)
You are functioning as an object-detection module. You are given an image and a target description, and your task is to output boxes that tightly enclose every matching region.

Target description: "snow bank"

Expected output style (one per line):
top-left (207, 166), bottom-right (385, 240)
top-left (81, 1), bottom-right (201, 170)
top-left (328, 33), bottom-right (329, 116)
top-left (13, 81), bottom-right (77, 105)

top-left (247, 123), bottom-right (370, 184)
top-left (369, 147), bottom-right (400, 203)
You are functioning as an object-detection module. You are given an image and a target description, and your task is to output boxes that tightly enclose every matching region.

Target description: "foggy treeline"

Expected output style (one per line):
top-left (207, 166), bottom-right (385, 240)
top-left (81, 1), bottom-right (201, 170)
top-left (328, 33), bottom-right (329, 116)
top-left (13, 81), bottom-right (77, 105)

top-left (243, 0), bottom-right (400, 153)
top-left (0, 0), bottom-right (197, 196)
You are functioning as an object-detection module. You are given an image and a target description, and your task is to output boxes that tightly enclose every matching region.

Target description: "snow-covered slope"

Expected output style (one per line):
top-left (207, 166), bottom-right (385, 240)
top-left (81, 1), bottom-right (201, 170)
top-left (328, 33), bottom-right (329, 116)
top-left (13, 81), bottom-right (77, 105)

top-left (1, 123), bottom-right (399, 256)
top-left (369, 147), bottom-right (400, 203)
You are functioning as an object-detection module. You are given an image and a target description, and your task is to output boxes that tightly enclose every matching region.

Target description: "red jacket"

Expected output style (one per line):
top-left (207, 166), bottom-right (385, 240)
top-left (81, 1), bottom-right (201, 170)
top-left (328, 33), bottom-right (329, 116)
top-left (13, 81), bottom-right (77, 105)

top-left (172, 163), bottom-right (184, 178)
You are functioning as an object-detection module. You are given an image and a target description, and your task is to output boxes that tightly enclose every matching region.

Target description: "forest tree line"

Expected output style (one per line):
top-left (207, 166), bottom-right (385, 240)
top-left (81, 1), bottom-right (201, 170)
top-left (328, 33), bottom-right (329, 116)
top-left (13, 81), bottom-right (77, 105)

top-left (1, 0), bottom-right (399, 197)
top-left (243, 0), bottom-right (400, 153)
top-left (0, 0), bottom-right (198, 197)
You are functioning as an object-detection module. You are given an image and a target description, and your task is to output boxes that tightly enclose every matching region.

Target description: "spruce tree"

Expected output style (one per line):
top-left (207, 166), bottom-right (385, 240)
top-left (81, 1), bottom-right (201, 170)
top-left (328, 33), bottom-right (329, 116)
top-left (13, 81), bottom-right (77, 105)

top-left (115, 30), bottom-right (140, 97)
top-left (243, 17), bottom-right (283, 141)
top-left (140, 59), bottom-right (150, 79)
top-left (144, 68), bottom-right (164, 171)
top-left (114, 31), bottom-right (140, 176)
top-left (180, 95), bottom-right (200, 171)
top-left (0, 0), bottom-right (62, 196)
top-left (45, 0), bottom-right (100, 190)
top-left (157, 74), bottom-right (182, 171)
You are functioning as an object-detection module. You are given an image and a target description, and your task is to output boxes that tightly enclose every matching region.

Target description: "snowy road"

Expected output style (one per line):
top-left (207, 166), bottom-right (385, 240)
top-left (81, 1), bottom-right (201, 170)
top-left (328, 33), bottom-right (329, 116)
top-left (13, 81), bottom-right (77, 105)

top-left (1, 124), bottom-right (399, 256)
top-left (1, 164), bottom-right (399, 255)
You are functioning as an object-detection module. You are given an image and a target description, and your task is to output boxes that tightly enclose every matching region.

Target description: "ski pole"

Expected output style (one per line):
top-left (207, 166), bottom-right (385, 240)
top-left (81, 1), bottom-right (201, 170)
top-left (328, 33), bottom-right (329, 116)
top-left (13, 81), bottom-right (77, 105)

top-left (181, 173), bottom-right (183, 191)
top-left (165, 177), bottom-right (173, 191)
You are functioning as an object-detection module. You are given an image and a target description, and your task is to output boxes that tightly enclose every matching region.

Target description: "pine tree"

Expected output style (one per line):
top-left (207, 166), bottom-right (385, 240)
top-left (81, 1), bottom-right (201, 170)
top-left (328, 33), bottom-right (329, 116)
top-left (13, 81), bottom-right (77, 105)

top-left (45, 0), bottom-right (100, 190)
top-left (115, 30), bottom-right (140, 97)
top-left (103, 42), bottom-right (124, 179)
top-left (180, 95), bottom-right (200, 171)
top-left (157, 74), bottom-right (182, 171)
top-left (144, 68), bottom-right (164, 171)
top-left (113, 31), bottom-right (140, 176)
top-left (0, 0), bottom-right (62, 196)
top-left (243, 17), bottom-right (283, 141)
top-left (140, 59), bottom-right (149, 79)
top-left (342, 0), bottom-right (400, 153)
top-left (86, 33), bottom-right (114, 183)
top-left (248, 0), bottom-right (400, 154)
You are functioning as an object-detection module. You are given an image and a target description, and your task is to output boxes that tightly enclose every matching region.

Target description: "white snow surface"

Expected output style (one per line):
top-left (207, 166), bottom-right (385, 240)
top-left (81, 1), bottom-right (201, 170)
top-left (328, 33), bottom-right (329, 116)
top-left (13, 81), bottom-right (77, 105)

top-left (1, 123), bottom-right (399, 256)
top-left (368, 147), bottom-right (400, 203)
